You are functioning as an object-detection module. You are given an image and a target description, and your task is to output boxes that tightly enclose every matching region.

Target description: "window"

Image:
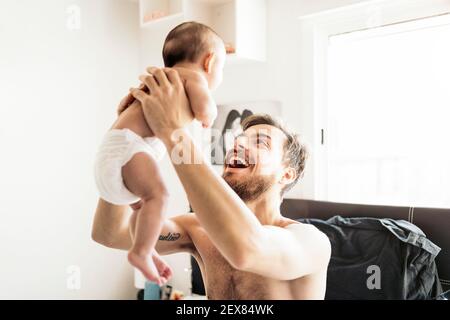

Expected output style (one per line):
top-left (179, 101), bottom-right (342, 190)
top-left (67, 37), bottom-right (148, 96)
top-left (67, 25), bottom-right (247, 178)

top-left (324, 14), bottom-right (450, 208)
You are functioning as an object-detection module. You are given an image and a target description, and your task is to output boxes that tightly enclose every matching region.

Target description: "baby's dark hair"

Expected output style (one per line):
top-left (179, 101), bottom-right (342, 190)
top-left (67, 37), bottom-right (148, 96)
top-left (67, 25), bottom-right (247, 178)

top-left (163, 22), bottom-right (223, 68)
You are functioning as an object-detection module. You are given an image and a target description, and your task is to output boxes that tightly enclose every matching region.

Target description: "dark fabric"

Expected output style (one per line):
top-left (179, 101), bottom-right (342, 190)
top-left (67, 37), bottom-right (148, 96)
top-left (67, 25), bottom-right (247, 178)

top-left (281, 199), bottom-right (450, 286)
top-left (191, 256), bottom-right (206, 295)
top-left (300, 216), bottom-right (442, 300)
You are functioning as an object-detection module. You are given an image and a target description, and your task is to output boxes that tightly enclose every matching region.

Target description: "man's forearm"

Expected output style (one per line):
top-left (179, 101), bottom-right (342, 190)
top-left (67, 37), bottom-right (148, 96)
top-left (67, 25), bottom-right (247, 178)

top-left (161, 129), bottom-right (263, 267)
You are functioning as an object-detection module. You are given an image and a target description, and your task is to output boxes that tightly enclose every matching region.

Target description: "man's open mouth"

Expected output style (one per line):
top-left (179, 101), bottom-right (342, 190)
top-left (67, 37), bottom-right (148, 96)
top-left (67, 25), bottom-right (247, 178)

top-left (226, 154), bottom-right (251, 169)
top-left (228, 158), bottom-right (249, 169)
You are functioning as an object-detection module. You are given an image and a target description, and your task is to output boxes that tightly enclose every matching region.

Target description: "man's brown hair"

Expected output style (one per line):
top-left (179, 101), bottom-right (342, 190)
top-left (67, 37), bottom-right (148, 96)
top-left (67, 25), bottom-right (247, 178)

top-left (241, 114), bottom-right (308, 197)
top-left (163, 21), bottom-right (223, 68)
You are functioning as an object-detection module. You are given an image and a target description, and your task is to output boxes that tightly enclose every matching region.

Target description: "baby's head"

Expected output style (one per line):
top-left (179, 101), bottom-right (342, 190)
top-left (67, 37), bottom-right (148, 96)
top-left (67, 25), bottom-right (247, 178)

top-left (163, 22), bottom-right (226, 91)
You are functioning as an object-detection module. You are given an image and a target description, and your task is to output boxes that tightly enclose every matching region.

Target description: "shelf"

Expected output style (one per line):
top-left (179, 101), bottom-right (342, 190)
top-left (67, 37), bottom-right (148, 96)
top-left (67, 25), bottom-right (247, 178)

top-left (139, 0), bottom-right (184, 27)
top-left (139, 0), bottom-right (266, 63)
top-left (140, 12), bottom-right (184, 27)
top-left (185, 0), bottom-right (267, 63)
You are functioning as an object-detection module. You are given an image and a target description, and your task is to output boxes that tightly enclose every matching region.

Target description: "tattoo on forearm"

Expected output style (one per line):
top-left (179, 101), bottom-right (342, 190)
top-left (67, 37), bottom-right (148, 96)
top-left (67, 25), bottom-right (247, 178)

top-left (159, 232), bottom-right (181, 241)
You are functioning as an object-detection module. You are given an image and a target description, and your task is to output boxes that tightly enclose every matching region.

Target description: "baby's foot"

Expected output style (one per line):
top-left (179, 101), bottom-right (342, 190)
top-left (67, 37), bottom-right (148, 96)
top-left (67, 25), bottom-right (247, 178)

top-left (152, 251), bottom-right (173, 284)
top-left (128, 250), bottom-right (164, 285)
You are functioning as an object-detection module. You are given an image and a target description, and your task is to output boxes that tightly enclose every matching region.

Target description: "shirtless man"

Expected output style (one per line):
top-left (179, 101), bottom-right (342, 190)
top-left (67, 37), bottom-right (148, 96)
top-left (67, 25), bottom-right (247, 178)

top-left (91, 68), bottom-right (331, 300)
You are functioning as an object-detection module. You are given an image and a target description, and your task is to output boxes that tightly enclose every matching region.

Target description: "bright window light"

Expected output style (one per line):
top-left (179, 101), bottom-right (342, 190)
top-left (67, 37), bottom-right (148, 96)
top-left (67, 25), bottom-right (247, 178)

top-left (326, 14), bottom-right (450, 208)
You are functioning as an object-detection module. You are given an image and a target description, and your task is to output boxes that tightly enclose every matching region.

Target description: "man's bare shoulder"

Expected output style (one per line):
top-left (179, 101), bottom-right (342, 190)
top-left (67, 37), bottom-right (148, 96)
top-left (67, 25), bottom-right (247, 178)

top-left (266, 217), bottom-right (329, 247)
top-left (276, 218), bottom-right (331, 259)
top-left (283, 220), bottom-right (328, 241)
top-left (285, 221), bottom-right (331, 268)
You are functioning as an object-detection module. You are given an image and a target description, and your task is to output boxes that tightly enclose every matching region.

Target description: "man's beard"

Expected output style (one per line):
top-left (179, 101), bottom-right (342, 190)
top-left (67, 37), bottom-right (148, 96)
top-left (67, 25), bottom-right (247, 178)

top-left (222, 172), bottom-right (276, 202)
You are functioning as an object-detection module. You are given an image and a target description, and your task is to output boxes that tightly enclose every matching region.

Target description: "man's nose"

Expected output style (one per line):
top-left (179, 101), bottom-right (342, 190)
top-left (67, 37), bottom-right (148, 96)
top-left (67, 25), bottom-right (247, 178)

top-left (233, 139), bottom-right (248, 157)
top-left (234, 135), bottom-right (249, 150)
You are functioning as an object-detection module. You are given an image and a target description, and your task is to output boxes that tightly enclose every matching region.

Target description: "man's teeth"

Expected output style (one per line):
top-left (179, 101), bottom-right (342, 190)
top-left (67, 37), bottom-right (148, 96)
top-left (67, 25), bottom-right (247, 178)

top-left (228, 157), bottom-right (248, 168)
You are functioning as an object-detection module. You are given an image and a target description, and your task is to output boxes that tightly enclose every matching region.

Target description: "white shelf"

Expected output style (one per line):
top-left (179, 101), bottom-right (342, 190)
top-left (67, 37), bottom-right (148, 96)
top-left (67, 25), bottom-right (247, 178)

top-left (140, 12), bottom-right (184, 27)
top-left (139, 0), bottom-right (266, 63)
top-left (139, 0), bottom-right (184, 27)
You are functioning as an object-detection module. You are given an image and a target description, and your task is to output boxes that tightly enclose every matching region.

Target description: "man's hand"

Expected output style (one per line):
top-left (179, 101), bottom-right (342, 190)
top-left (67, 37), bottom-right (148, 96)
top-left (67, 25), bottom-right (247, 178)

top-left (117, 83), bottom-right (148, 116)
top-left (117, 92), bottom-right (135, 116)
top-left (130, 67), bottom-right (193, 142)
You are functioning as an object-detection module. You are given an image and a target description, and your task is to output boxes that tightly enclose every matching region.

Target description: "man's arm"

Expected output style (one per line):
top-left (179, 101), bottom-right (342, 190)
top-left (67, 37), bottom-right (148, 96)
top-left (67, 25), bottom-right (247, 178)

top-left (91, 198), bottom-right (194, 255)
top-left (91, 199), bottom-right (132, 250)
top-left (164, 133), bottom-right (330, 279)
top-left (131, 68), bottom-right (331, 279)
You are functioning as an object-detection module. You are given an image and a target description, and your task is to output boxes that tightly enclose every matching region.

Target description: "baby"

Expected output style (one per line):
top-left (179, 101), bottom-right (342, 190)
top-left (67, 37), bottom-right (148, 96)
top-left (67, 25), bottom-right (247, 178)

top-left (94, 22), bottom-right (226, 284)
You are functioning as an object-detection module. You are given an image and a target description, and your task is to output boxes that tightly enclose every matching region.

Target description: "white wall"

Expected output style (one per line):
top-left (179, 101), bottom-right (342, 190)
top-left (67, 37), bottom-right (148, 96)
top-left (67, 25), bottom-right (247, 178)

top-left (0, 0), bottom-right (140, 299)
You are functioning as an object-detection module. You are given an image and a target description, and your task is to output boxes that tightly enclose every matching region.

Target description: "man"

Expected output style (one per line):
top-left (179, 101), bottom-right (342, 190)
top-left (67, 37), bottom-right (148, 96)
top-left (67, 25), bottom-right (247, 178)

top-left (91, 67), bottom-right (331, 299)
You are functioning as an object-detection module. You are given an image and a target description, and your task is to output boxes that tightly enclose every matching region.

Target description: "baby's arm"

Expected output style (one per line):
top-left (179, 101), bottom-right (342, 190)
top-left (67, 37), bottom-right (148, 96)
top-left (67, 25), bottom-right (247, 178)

top-left (185, 77), bottom-right (217, 128)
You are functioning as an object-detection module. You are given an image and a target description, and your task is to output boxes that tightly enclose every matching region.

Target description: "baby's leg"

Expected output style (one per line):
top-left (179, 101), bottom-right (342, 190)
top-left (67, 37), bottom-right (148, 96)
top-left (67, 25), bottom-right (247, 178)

top-left (122, 152), bottom-right (169, 284)
top-left (128, 201), bottom-right (172, 284)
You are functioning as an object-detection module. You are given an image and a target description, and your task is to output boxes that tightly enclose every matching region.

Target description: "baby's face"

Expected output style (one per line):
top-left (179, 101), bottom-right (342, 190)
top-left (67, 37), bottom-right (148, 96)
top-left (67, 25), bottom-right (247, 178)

top-left (207, 43), bottom-right (226, 91)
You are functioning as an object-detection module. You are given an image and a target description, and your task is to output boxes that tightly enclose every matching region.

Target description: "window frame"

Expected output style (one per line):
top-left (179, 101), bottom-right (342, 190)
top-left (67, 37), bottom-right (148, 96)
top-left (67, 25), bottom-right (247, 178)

top-left (298, 0), bottom-right (450, 202)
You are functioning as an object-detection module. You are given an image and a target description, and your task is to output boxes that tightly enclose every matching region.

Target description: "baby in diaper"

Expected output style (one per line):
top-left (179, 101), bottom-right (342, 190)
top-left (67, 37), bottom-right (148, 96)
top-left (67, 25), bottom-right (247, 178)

top-left (94, 22), bottom-right (226, 284)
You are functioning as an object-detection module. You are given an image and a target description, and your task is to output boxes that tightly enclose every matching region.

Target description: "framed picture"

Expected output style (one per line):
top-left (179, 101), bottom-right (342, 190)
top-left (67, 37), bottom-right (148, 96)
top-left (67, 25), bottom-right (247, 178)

top-left (210, 100), bottom-right (282, 165)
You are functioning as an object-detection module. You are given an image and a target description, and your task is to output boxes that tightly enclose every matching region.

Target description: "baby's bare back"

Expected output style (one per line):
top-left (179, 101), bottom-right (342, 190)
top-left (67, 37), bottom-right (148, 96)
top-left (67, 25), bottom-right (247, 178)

top-left (114, 67), bottom-right (215, 138)
top-left (172, 67), bottom-right (217, 128)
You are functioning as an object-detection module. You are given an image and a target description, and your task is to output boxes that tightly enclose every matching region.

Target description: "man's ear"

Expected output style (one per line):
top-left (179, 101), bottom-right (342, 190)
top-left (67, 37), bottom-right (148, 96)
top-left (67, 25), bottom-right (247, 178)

top-left (279, 167), bottom-right (297, 188)
top-left (203, 52), bottom-right (216, 74)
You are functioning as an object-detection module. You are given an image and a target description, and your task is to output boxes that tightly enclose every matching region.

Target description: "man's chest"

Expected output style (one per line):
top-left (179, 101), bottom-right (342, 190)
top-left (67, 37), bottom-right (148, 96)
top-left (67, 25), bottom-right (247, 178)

top-left (189, 227), bottom-right (271, 299)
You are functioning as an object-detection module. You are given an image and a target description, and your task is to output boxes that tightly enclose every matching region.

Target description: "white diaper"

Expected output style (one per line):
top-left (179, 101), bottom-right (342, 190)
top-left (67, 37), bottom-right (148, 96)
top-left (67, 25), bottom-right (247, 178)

top-left (94, 129), bottom-right (166, 205)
